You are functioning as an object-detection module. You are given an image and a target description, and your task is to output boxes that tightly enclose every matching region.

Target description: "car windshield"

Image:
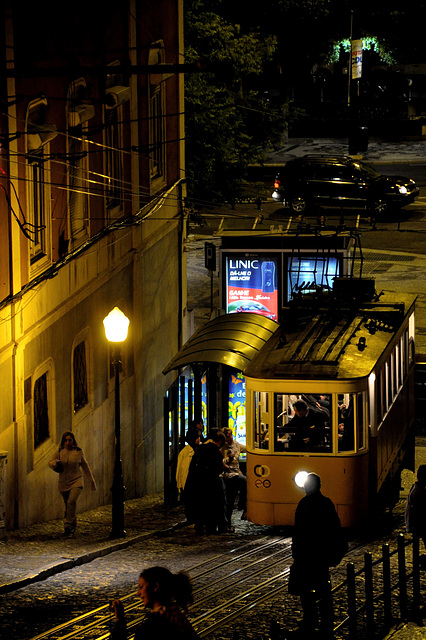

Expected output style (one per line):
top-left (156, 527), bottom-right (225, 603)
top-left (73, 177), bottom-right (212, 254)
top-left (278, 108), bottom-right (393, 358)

top-left (352, 161), bottom-right (381, 180)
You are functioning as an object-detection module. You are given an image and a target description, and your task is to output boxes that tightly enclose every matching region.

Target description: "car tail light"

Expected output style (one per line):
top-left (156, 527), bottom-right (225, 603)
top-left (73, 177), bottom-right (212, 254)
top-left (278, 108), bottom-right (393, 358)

top-left (274, 179), bottom-right (281, 189)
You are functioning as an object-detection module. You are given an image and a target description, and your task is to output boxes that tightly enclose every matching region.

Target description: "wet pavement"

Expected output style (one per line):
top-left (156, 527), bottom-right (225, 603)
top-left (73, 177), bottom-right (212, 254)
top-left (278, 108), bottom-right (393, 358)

top-left (2, 485), bottom-right (426, 639)
top-left (264, 135), bottom-right (426, 164)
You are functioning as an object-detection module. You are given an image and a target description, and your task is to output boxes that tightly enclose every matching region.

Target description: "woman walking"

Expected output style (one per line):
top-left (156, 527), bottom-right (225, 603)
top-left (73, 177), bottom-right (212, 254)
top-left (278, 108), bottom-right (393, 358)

top-left (113, 566), bottom-right (199, 640)
top-left (49, 431), bottom-right (97, 536)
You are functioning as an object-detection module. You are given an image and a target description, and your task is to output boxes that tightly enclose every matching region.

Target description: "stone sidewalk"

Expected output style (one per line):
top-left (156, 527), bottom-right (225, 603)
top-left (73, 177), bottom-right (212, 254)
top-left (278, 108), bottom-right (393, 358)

top-left (0, 493), bottom-right (184, 594)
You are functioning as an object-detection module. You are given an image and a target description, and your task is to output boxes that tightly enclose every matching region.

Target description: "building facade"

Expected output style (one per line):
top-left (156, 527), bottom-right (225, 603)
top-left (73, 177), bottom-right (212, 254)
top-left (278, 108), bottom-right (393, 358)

top-left (0, 0), bottom-right (187, 529)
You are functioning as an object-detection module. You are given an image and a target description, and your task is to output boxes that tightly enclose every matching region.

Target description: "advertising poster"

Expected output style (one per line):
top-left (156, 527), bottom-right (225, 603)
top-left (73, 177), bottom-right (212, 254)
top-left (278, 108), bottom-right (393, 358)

top-left (351, 39), bottom-right (363, 79)
top-left (225, 255), bottom-right (278, 321)
top-left (201, 372), bottom-right (207, 430)
top-left (228, 371), bottom-right (246, 449)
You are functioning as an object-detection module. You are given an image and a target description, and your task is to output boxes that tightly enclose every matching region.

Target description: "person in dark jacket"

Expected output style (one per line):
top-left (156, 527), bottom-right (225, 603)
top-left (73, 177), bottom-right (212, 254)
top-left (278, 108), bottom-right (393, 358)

top-left (185, 429), bottom-right (229, 535)
top-left (286, 400), bottom-right (327, 450)
top-left (290, 473), bottom-right (346, 637)
top-left (405, 465), bottom-right (426, 547)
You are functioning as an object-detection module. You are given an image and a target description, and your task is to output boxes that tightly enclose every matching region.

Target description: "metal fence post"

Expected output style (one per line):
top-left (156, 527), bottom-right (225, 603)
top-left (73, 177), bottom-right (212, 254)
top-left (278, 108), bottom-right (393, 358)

top-left (397, 533), bottom-right (408, 620)
top-left (382, 543), bottom-right (392, 629)
top-left (412, 534), bottom-right (420, 621)
top-left (347, 562), bottom-right (357, 640)
top-left (365, 551), bottom-right (374, 636)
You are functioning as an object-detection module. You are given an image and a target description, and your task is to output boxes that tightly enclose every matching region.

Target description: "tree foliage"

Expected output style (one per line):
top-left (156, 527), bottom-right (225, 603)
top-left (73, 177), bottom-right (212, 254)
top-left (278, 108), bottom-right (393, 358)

top-left (184, 0), bottom-right (284, 205)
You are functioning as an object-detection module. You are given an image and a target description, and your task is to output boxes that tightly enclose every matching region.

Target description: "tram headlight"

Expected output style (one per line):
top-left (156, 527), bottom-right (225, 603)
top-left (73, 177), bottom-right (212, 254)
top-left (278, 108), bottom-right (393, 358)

top-left (294, 470), bottom-right (309, 488)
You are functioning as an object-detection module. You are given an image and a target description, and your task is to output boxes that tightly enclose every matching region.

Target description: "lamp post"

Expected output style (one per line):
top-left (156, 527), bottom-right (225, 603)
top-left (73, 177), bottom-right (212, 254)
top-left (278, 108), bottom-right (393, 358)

top-left (103, 306), bottom-right (130, 538)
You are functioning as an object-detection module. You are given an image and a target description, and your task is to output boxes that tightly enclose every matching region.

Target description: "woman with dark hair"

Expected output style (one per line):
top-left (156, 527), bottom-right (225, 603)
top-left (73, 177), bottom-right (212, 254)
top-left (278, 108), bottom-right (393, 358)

top-left (49, 431), bottom-right (96, 536)
top-left (116, 566), bottom-right (199, 640)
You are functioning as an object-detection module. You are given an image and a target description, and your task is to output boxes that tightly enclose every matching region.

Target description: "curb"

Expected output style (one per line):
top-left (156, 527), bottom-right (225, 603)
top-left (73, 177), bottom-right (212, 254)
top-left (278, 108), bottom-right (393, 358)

top-left (0, 520), bottom-right (183, 594)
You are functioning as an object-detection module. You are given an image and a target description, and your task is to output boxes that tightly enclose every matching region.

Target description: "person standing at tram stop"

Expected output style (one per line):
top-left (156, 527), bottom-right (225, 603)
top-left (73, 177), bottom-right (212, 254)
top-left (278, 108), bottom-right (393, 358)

top-left (186, 429), bottom-right (229, 535)
top-left (189, 417), bottom-right (205, 442)
top-left (289, 473), bottom-right (347, 638)
top-left (176, 427), bottom-right (201, 524)
top-left (49, 431), bottom-right (97, 536)
top-left (111, 566), bottom-right (200, 640)
top-left (405, 465), bottom-right (426, 558)
top-left (221, 427), bottom-right (248, 523)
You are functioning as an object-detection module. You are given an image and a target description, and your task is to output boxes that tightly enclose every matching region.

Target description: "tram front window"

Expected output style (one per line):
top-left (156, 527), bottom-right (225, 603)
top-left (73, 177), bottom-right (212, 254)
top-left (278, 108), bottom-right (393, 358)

top-left (274, 393), bottom-right (331, 453)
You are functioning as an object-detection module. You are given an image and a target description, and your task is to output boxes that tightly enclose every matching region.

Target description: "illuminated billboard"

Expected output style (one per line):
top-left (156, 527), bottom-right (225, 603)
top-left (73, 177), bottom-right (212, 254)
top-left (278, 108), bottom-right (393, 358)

top-left (225, 255), bottom-right (278, 321)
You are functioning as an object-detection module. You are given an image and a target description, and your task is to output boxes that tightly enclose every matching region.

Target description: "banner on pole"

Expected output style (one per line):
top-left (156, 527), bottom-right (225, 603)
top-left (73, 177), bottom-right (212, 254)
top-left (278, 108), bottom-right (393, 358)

top-left (351, 40), bottom-right (362, 79)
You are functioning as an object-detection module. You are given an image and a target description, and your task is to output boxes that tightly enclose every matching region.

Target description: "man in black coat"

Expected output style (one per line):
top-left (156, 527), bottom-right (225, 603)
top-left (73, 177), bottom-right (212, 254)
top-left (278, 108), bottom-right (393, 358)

top-left (286, 400), bottom-right (327, 450)
top-left (290, 473), bottom-right (346, 637)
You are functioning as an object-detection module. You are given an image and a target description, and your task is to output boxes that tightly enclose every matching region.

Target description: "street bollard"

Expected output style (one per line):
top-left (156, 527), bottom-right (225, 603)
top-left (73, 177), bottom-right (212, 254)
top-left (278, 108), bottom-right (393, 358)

top-left (382, 543), bottom-right (392, 629)
top-left (412, 534), bottom-right (420, 621)
top-left (397, 533), bottom-right (408, 620)
top-left (347, 562), bottom-right (357, 640)
top-left (364, 552), bottom-right (374, 636)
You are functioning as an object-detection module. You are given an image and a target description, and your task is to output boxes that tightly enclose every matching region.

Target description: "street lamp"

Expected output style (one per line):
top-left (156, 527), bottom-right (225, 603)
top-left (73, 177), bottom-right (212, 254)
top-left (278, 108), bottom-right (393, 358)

top-left (103, 306), bottom-right (130, 538)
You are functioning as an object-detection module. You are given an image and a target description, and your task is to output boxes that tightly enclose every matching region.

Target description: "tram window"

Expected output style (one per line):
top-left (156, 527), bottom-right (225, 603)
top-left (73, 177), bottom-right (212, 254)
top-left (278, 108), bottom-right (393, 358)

top-left (387, 359), bottom-right (393, 408)
top-left (274, 393), bottom-right (332, 453)
top-left (377, 370), bottom-right (383, 423)
top-left (392, 348), bottom-right (397, 397)
top-left (403, 330), bottom-right (409, 377)
top-left (254, 391), bottom-right (270, 449)
top-left (409, 338), bottom-right (415, 369)
top-left (338, 393), bottom-right (355, 452)
top-left (396, 343), bottom-right (402, 389)
top-left (357, 392), bottom-right (365, 450)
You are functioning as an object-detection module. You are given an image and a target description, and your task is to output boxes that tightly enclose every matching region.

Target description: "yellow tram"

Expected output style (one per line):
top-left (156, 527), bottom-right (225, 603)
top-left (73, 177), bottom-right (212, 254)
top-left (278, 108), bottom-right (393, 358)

top-left (244, 280), bottom-right (416, 528)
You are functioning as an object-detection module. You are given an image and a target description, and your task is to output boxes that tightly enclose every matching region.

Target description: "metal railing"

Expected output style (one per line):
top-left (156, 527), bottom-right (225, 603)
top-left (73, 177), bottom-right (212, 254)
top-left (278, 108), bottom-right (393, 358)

top-left (272, 533), bottom-right (424, 639)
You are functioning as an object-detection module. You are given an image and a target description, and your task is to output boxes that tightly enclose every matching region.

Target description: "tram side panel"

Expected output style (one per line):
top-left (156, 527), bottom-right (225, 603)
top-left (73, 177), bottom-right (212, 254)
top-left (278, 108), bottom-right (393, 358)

top-left (246, 452), bottom-right (370, 528)
top-left (371, 367), bottom-right (415, 509)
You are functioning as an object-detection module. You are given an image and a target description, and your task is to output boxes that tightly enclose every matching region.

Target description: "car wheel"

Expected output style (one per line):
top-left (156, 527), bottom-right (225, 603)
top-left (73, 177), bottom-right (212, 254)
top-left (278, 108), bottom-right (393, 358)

top-left (367, 199), bottom-right (387, 215)
top-left (289, 195), bottom-right (309, 213)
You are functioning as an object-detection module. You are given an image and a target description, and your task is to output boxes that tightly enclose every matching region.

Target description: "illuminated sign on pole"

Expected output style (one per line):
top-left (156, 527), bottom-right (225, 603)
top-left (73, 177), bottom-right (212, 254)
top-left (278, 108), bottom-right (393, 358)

top-left (225, 255), bottom-right (278, 321)
top-left (351, 40), bottom-right (362, 79)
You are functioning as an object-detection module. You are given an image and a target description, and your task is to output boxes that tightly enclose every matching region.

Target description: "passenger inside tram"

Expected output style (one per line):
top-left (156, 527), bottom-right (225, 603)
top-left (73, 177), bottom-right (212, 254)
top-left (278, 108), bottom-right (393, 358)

top-left (276, 399), bottom-right (329, 452)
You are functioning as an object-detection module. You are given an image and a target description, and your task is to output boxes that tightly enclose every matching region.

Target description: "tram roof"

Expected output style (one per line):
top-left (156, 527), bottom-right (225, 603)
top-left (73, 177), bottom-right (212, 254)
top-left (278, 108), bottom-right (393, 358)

top-left (244, 291), bottom-right (416, 381)
top-left (162, 313), bottom-right (279, 374)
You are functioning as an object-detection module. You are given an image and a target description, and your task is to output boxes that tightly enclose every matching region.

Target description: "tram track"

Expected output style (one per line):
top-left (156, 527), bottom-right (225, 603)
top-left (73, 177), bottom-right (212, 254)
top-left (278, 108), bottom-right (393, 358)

top-left (27, 535), bottom-right (292, 640)
top-left (26, 535), bottom-right (383, 640)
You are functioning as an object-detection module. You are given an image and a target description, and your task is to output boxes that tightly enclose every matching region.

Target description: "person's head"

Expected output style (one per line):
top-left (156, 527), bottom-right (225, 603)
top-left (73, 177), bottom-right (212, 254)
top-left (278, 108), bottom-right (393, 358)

top-left (304, 473), bottom-right (321, 495)
top-left (60, 431), bottom-right (78, 449)
top-left (417, 465), bottom-right (426, 486)
top-left (209, 429), bottom-right (225, 447)
top-left (185, 427), bottom-right (200, 449)
top-left (223, 427), bottom-right (234, 444)
top-left (191, 416), bottom-right (204, 430)
top-left (293, 400), bottom-right (308, 417)
top-left (137, 566), bottom-right (193, 610)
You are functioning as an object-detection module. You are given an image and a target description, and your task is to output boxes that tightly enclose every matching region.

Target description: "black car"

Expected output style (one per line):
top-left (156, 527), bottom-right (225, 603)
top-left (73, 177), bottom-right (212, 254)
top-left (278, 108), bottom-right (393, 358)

top-left (272, 155), bottom-right (419, 214)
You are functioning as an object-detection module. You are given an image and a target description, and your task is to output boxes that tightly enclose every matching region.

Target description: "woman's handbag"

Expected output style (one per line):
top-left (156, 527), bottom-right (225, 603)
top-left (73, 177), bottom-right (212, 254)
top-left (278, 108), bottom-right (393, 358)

top-left (52, 460), bottom-right (63, 473)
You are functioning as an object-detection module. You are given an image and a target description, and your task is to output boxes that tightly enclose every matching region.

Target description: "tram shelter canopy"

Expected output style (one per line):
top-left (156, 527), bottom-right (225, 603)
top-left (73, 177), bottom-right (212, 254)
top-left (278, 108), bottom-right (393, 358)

top-left (162, 313), bottom-right (278, 374)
